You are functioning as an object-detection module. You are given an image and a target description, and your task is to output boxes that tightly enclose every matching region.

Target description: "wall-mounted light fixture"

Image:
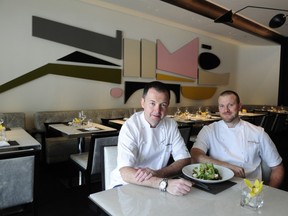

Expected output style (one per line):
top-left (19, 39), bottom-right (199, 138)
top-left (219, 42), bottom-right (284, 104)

top-left (214, 6), bottom-right (288, 28)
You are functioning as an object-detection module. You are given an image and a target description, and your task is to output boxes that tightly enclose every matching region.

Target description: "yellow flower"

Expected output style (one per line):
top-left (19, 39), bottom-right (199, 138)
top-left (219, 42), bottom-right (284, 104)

top-left (244, 179), bottom-right (263, 197)
top-left (73, 118), bottom-right (81, 123)
top-left (0, 124), bottom-right (5, 131)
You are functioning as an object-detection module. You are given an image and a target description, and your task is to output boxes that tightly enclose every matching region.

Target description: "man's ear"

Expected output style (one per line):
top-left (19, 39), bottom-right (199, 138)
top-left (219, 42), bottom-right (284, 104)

top-left (141, 97), bottom-right (145, 108)
top-left (239, 102), bottom-right (243, 111)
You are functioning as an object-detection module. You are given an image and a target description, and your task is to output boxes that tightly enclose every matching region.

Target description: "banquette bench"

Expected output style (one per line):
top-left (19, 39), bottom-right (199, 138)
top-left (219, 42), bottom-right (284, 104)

top-left (0, 112), bottom-right (26, 129)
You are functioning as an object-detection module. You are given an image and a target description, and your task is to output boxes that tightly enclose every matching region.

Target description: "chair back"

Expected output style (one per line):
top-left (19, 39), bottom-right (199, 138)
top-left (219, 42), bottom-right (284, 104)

top-left (271, 114), bottom-right (287, 135)
top-left (0, 149), bottom-right (40, 213)
top-left (178, 125), bottom-right (192, 145)
top-left (101, 145), bottom-right (118, 190)
top-left (261, 113), bottom-right (277, 134)
top-left (87, 132), bottom-right (119, 176)
top-left (253, 115), bottom-right (266, 126)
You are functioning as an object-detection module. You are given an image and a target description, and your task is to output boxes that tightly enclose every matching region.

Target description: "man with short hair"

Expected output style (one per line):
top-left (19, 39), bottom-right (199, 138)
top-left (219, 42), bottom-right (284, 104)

top-left (110, 81), bottom-right (193, 195)
top-left (191, 90), bottom-right (284, 188)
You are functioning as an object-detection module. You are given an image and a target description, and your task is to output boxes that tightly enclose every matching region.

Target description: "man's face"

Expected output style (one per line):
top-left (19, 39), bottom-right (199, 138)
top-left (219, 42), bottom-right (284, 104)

top-left (141, 88), bottom-right (169, 127)
top-left (218, 94), bottom-right (241, 123)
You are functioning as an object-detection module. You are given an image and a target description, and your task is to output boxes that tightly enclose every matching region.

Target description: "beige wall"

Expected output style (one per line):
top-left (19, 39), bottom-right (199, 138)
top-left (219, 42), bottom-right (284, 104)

top-left (0, 0), bottom-right (281, 129)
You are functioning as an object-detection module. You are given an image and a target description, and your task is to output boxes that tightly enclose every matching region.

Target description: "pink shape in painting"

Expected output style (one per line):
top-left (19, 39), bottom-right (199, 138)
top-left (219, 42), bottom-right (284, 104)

top-left (110, 88), bottom-right (123, 98)
top-left (157, 38), bottom-right (199, 79)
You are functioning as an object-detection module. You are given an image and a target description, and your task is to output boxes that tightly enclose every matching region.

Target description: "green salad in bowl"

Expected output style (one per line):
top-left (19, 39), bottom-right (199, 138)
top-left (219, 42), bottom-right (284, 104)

top-left (192, 163), bottom-right (222, 180)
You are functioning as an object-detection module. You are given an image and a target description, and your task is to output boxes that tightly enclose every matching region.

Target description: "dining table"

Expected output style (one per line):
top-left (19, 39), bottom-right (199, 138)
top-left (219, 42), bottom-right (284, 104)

top-left (238, 112), bottom-right (266, 117)
top-left (0, 127), bottom-right (41, 151)
top-left (109, 115), bottom-right (222, 127)
top-left (173, 115), bottom-right (221, 124)
top-left (49, 122), bottom-right (117, 153)
top-left (49, 122), bottom-right (117, 186)
top-left (89, 177), bottom-right (288, 216)
top-left (108, 119), bottom-right (126, 128)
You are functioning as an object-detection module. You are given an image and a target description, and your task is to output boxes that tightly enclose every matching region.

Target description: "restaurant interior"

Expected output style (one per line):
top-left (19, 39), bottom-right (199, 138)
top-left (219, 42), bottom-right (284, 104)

top-left (1, 0), bottom-right (288, 215)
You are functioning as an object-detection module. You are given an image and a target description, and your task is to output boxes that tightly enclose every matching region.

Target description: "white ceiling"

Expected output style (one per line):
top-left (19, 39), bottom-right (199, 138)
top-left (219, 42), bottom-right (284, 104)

top-left (83, 0), bottom-right (288, 45)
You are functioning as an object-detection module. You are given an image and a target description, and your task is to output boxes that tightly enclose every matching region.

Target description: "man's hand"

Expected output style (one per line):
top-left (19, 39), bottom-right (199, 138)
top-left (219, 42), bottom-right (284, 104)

top-left (228, 165), bottom-right (245, 178)
top-left (166, 178), bottom-right (193, 196)
top-left (135, 168), bottom-right (157, 182)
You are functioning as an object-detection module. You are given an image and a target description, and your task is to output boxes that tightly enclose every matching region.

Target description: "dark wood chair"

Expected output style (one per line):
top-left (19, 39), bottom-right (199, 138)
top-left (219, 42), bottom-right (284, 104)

top-left (178, 125), bottom-right (193, 147)
top-left (0, 149), bottom-right (40, 216)
top-left (167, 125), bottom-right (192, 165)
top-left (271, 113), bottom-right (288, 136)
top-left (261, 113), bottom-right (277, 135)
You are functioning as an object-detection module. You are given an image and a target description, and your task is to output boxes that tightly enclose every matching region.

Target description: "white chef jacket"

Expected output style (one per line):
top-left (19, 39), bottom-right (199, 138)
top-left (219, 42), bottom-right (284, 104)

top-left (110, 111), bottom-right (191, 188)
top-left (192, 119), bottom-right (282, 180)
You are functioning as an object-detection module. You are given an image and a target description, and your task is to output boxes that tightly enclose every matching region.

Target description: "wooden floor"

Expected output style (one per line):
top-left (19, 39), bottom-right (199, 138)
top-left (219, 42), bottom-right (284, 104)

top-left (3, 129), bottom-right (288, 216)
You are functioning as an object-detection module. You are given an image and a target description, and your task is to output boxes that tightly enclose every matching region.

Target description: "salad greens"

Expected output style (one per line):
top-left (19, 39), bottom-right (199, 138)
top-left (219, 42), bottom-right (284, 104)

top-left (192, 163), bottom-right (222, 180)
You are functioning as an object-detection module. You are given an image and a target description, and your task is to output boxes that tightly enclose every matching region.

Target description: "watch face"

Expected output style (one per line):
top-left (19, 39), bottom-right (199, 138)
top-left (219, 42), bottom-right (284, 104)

top-left (159, 179), bottom-right (168, 191)
top-left (160, 181), bottom-right (167, 189)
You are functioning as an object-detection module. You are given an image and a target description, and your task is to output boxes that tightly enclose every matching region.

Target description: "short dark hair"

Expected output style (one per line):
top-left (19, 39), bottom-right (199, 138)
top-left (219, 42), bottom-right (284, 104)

top-left (142, 81), bottom-right (170, 99)
top-left (219, 90), bottom-right (240, 104)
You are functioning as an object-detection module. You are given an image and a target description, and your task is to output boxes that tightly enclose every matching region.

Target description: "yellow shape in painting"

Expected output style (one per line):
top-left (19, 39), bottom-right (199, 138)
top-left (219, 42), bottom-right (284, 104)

top-left (181, 86), bottom-right (217, 100)
top-left (198, 70), bottom-right (230, 85)
top-left (156, 73), bottom-right (195, 83)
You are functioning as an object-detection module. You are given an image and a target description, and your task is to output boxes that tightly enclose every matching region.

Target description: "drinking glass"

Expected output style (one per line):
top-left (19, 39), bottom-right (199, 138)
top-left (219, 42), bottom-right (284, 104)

top-left (0, 121), bottom-right (6, 141)
top-left (174, 108), bottom-right (181, 117)
top-left (240, 181), bottom-right (264, 210)
top-left (79, 111), bottom-right (86, 125)
top-left (196, 106), bottom-right (202, 117)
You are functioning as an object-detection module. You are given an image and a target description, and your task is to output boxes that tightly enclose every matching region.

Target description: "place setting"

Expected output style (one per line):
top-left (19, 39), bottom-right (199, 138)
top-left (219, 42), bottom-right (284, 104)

top-left (181, 163), bottom-right (236, 194)
top-left (173, 107), bottom-right (221, 123)
top-left (0, 119), bottom-right (21, 148)
top-left (68, 111), bottom-right (103, 132)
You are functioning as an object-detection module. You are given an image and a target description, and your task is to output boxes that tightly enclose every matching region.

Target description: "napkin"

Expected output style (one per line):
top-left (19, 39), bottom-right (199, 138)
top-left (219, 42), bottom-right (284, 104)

top-left (0, 141), bottom-right (10, 147)
top-left (84, 127), bottom-right (100, 131)
top-left (78, 127), bottom-right (102, 132)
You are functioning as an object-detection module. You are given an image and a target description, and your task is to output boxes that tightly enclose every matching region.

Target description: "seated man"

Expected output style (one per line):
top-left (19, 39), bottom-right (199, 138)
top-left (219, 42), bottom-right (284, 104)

top-left (110, 81), bottom-right (193, 196)
top-left (191, 90), bottom-right (284, 188)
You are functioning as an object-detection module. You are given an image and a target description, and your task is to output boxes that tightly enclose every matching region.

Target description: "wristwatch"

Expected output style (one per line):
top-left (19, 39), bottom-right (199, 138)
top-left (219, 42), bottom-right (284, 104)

top-left (159, 178), bottom-right (168, 192)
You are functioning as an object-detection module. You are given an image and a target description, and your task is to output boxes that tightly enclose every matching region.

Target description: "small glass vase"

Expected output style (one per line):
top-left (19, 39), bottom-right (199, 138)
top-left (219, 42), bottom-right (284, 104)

top-left (0, 128), bottom-right (7, 141)
top-left (240, 186), bottom-right (264, 210)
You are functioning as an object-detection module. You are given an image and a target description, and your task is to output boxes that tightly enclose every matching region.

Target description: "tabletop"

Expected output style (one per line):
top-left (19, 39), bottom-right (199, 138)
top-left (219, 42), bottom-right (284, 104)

top-left (173, 115), bottom-right (221, 124)
top-left (49, 123), bottom-right (117, 138)
top-left (109, 119), bottom-right (126, 125)
top-left (1, 127), bottom-right (41, 150)
top-left (238, 112), bottom-right (266, 117)
top-left (89, 177), bottom-right (288, 216)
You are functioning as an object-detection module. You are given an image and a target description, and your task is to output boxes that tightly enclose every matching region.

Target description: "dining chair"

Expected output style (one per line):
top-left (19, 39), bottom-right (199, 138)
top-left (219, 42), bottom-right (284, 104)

top-left (100, 145), bottom-right (118, 190)
top-left (261, 113), bottom-right (277, 135)
top-left (70, 131), bottom-right (119, 192)
top-left (252, 110), bottom-right (269, 126)
top-left (271, 113), bottom-right (287, 136)
top-left (178, 125), bottom-right (192, 146)
top-left (0, 148), bottom-right (40, 216)
top-left (167, 125), bottom-right (192, 165)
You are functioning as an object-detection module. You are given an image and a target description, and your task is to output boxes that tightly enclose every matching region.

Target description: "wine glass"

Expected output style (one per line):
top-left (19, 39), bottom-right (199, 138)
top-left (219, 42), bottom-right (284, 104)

top-left (79, 111), bottom-right (86, 125)
top-left (174, 107), bottom-right (182, 118)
